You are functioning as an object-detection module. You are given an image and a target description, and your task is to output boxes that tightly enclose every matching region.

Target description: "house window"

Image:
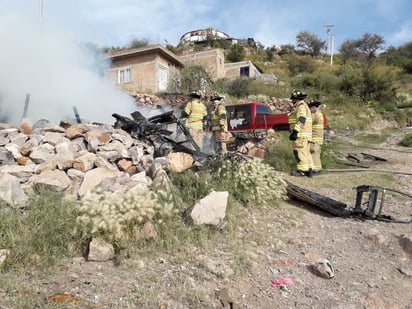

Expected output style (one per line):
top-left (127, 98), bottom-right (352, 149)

top-left (118, 67), bottom-right (131, 84)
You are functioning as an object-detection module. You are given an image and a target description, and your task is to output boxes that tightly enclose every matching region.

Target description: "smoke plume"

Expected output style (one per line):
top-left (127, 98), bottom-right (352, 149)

top-left (0, 14), bottom-right (136, 126)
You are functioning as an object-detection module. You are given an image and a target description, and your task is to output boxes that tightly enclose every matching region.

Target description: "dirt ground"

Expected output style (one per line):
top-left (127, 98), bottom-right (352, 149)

top-left (2, 128), bottom-right (412, 309)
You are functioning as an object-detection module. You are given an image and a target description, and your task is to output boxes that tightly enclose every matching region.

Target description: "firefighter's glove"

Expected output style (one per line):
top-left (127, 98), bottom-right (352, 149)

top-left (289, 130), bottom-right (298, 141)
top-left (180, 110), bottom-right (189, 118)
top-left (220, 125), bottom-right (225, 132)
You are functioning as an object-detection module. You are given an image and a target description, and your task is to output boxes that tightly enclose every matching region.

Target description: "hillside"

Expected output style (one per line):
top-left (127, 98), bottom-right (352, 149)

top-left (1, 127), bottom-right (411, 309)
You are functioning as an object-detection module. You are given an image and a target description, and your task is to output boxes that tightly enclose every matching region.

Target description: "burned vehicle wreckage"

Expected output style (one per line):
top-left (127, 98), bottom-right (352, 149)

top-left (112, 110), bottom-right (215, 161)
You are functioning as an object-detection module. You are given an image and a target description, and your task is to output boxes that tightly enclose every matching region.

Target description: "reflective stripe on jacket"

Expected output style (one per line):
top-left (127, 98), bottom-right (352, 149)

top-left (184, 99), bottom-right (207, 129)
top-left (288, 100), bottom-right (312, 138)
top-left (311, 110), bottom-right (324, 144)
top-left (211, 104), bottom-right (227, 132)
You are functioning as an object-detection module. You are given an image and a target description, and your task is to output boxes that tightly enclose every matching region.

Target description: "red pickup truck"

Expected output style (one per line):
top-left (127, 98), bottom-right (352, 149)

top-left (226, 102), bottom-right (290, 138)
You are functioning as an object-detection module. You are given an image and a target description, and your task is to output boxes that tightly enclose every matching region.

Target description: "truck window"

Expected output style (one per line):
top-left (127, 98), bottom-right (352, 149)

top-left (256, 104), bottom-right (272, 115)
top-left (227, 104), bottom-right (252, 130)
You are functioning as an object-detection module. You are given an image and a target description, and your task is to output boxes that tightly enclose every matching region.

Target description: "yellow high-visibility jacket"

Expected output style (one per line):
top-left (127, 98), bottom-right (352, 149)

top-left (211, 103), bottom-right (227, 132)
top-left (311, 110), bottom-right (324, 144)
top-left (184, 99), bottom-right (207, 130)
top-left (288, 100), bottom-right (312, 138)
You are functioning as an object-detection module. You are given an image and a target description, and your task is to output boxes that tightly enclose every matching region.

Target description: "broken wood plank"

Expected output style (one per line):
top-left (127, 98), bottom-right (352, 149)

top-left (361, 152), bottom-right (388, 161)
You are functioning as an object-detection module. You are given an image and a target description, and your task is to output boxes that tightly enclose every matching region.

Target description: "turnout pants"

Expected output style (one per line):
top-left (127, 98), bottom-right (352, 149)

top-left (310, 142), bottom-right (322, 172)
top-left (212, 131), bottom-right (227, 154)
top-left (188, 128), bottom-right (204, 150)
top-left (292, 137), bottom-right (314, 172)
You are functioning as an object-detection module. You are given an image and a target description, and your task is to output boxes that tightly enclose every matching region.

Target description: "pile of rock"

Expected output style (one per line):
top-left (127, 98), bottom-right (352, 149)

top-left (0, 119), bottom-right (192, 207)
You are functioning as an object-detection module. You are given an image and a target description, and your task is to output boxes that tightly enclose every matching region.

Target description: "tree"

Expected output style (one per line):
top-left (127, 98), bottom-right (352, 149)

top-left (339, 39), bottom-right (359, 62)
top-left (167, 65), bottom-right (212, 95)
top-left (357, 33), bottom-right (385, 60)
top-left (339, 33), bottom-right (385, 64)
top-left (264, 47), bottom-right (275, 62)
top-left (384, 42), bottom-right (412, 74)
top-left (128, 37), bottom-right (150, 49)
top-left (296, 31), bottom-right (326, 57)
top-left (278, 44), bottom-right (296, 56)
top-left (226, 44), bottom-right (245, 62)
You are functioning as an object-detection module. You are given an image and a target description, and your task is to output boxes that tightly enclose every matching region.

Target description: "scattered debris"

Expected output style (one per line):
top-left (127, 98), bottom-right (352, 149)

top-left (361, 152), bottom-right (388, 161)
top-left (271, 278), bottom-right (294, 288)
top-left (48, 293), bottom-right (81, 305)
top-left (286, 181), bottom-right (412, 223)
top-left (311, 258), bottom-right (335, 279)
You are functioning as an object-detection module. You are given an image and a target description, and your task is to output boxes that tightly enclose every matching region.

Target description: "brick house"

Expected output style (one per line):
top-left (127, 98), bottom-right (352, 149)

top-left (179, 49), bottom-right (263, 81)
top-left (105, 45), bottom-right (184, 94)
top-left (224, 60), bottom-right (263, 79)
top-left (179, 49), bottom-right (225, 80)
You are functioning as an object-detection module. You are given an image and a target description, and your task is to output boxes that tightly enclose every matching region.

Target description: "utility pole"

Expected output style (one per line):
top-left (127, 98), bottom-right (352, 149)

top-left (324, 24), bottom-right (334, 66)
top-left (39, 0), bottom-right (44, 31)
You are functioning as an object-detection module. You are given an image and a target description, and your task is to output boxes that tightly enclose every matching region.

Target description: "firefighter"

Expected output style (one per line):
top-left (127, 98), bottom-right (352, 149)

top-left (288, 90), bottom-right (314, 177)
top-left (181, 91), bottom-right (208, 150)
top-left (307, 99), bottom-right (324, 175)
top-left (210, 93), bottom-right (228, 154)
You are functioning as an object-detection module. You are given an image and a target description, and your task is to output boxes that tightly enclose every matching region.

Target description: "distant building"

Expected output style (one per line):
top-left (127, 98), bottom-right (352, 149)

top-left (179, 49), bottom-right (225, 80)
top-left (179, 28), bottom-right (259, 49)
top-left (179, 28), bottom-right (232, 45)
top-left (224, 60), bottom-right (263, 79)
top-left (105, 45), bottom-right (184, 94)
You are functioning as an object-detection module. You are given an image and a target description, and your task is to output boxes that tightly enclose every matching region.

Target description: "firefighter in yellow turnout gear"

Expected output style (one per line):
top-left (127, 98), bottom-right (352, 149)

top-left (307, 100), bottom-right (324, 175)
top-left (210, 93), bottom-right (228, 154)
top-left (288, 90), bottom-right (314, 177)
top-left (182, 91), bottom-right (208, 150)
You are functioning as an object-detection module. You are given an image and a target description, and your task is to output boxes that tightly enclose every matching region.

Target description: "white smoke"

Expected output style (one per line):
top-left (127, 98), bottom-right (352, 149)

top-left (0, 14), bottom-right (136, 126)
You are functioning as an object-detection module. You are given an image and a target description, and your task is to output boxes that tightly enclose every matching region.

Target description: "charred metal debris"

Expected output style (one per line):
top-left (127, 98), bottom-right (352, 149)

top-left (112, 110), bottom-right (216, 161)
top-left (286, 182), bottom-right (412, 224)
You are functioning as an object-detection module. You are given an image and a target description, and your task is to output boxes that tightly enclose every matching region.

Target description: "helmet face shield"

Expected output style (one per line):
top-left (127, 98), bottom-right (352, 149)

top-left (290, 90), bottom-right (307, 100)
top-left (190, 91), bottom-right (201, 98)
top-left (211, 93), bottom-right (224, 102)
top-left (307, 99), bottom-right (321, 107)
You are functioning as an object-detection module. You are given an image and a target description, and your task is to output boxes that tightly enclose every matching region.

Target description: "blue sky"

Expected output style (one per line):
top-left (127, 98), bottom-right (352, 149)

top-left (1, 0), bottom-right (412, 50)
top-left (0, 0), bottom-right (411, 125)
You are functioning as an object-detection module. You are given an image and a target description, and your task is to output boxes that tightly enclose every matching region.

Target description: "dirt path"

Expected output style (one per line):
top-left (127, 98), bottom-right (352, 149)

top-left (2, 129), bottom-right (411, 309)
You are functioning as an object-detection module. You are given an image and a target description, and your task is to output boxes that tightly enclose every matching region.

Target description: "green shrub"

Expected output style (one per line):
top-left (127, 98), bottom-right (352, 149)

top-left (75, 185), bottom-right (176, 242)
top-left (264, 132), bottom-right (296, 172)
top-left (0, 190), bottom-right (79, 269)
top-left (227, 77), bottom-right (251, 98)
top-left (217, 159), bottom-right (287, 206)
top-left (396, 92), bottom-right (412, 108)
top-left (400, 133), bottom-right (412, 147)
top-left (283, 54), bottom-right (319, 75)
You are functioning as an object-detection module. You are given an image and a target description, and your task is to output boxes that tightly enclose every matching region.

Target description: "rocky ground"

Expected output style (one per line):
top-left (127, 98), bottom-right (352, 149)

top-left (1, 128), bottom-right (411, 309)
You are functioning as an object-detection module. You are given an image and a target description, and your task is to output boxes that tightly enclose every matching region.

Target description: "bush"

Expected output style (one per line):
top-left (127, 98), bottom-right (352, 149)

top-left (75, 185), bottom-right (176, 242)
top-left (283, 54), bottom-right (319, 75)
top-left (217, 159), bottom-right (287, 206)
top-left (227, 77), bottom-right (251, 98)
top-left (264, 132), bottom-right (296, 172)
top-left (400, 133), bottom-right (412, 147)
top-left (0, 189), bottom-right (79, 269)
